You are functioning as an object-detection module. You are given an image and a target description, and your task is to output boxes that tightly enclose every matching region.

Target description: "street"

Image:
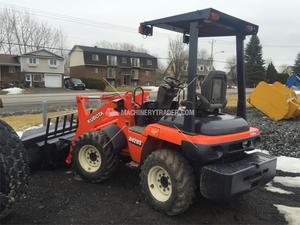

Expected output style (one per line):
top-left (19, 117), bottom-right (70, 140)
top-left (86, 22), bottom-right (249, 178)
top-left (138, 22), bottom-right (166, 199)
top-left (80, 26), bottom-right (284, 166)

top-left (0, 88), bottom-right (254, 115)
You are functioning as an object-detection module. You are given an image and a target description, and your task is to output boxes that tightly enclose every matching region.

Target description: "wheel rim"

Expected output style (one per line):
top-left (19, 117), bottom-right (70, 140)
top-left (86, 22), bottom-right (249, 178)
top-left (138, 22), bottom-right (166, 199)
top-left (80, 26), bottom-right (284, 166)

top-left (147, 166), bottom-right (172, 202)
top-left (78, 145), bottom-right (101, 173)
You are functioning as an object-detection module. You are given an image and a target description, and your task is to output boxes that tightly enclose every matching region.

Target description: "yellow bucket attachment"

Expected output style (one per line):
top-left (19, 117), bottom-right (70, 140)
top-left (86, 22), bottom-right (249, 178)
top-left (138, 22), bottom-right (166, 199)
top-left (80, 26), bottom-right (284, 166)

top-left (248, 81), bottom-right (300, 121)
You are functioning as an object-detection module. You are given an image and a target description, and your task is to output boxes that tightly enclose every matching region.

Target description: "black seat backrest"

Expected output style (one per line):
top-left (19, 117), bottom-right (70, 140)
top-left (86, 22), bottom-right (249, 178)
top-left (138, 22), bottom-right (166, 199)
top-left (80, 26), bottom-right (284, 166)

top-left (198, 71), bottom-right (227, 111)
top-left (156, 84), bottom-right (179, 110)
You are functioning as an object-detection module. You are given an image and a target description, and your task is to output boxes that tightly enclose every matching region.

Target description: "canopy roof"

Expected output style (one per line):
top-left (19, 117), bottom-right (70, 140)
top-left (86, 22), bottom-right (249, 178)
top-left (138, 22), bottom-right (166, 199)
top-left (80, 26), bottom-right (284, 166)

top-left (140, 8), bottom-right (258, 37)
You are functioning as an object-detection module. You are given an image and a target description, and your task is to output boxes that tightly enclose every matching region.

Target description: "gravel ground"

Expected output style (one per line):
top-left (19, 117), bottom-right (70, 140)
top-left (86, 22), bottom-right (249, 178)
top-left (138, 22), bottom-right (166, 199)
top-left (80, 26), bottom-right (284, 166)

top-left (247, 109), bottom-right (300, 158)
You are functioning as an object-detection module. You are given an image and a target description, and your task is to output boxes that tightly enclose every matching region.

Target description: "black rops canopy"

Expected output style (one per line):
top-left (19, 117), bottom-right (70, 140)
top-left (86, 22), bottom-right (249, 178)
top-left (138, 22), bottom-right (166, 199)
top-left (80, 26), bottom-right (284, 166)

top-left (139, 8), bottom-right (258, 132)
top-left (139, 8), bottom-right (258, 37)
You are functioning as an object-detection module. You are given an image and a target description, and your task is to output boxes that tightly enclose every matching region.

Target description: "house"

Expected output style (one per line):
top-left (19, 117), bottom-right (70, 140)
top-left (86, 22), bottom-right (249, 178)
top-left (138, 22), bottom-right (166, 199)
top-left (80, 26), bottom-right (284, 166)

top-left (165, 58), bottom-right (214, 82)
top-left (20, 49), bottom-right (65, 88)
top-left (69, 45), bottom-right (157, 87)
top-left (0, 54), bottom-right (21, 88)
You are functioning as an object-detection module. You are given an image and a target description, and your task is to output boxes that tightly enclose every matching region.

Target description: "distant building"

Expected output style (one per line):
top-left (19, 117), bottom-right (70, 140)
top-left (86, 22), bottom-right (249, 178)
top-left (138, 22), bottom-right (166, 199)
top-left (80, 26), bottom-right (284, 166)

top-left (20, 49), bottom-right (65, 88)
top-left (0, 54), bottom-right (21, 88)
top-left (164, 58), bottom-right (214, 82)
top-left (69, 45), bottom-right (158, 87)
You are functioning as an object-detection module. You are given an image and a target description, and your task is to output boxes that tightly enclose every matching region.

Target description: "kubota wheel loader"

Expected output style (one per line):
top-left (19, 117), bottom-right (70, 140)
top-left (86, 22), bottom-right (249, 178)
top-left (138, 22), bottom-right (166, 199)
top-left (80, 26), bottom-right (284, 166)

top-left (66, 8), bottom-right (277, 215)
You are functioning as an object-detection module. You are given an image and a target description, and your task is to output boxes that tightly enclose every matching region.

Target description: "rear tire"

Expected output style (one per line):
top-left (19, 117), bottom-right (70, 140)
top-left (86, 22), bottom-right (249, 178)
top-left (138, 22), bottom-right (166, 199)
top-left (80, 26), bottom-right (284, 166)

top-left (140, 149), bottom-right (196, 215)
top-left (0, 120), bottom-right (28, 219)
top-left (72, 131), bottom-right (118, 183)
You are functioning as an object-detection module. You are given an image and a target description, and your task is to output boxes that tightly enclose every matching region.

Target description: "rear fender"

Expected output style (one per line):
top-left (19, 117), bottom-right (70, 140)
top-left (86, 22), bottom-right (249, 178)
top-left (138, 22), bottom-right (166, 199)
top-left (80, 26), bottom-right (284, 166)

top-left (101, 124), bottom-right (127, 152)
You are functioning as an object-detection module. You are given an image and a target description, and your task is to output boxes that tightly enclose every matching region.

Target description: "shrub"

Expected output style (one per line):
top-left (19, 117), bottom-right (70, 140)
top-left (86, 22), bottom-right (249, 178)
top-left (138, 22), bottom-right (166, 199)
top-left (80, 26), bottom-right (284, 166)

top-left (80, 78), bottom-right (106, 91)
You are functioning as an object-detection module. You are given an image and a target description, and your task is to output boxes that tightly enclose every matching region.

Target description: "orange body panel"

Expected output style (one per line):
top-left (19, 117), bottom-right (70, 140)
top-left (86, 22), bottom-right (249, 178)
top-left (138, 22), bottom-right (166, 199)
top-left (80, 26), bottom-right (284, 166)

top-left (66, 91), bottom-right (260, 165)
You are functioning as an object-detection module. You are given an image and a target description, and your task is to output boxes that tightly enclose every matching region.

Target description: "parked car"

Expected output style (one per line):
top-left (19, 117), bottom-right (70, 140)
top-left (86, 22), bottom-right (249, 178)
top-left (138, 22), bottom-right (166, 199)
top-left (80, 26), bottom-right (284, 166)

top-left (64, 78), bottom-right (86, 90)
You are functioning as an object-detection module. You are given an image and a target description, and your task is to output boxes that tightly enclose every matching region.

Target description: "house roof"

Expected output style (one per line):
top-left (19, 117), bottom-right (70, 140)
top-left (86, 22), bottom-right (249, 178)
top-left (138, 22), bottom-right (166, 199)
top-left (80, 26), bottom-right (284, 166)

top-left (73, 45), bottom-right (156, 59)
top-left (21, 49), bottom-right (64, 59)
top-left (140, 8), bottom-right (258, 37)
top-left (0, 54), bottom-right (20, 66)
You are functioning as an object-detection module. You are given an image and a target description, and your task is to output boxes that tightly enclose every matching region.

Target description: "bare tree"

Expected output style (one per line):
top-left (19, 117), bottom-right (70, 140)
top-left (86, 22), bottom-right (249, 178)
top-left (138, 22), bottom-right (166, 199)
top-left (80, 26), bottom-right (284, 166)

top-left (167, 36), bottom-right (188, 79)
top-left (0, 8), bottom-right (65, 55)
top-left (226, 56), bottom-right (237, 86)
top-left (96, 40), bottom-right (148, 53)
top-left (198, 48), bottom-right (209, 59)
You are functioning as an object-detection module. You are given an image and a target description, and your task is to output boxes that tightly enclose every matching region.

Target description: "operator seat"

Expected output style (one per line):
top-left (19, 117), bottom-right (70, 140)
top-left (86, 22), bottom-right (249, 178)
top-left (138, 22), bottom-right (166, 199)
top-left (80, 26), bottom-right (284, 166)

top-left (196, 70), bottom-right (227, 113)
top-left (158, 70), bottom-right (250, 136)
top-left (135, 82), bottom-right (179, 126)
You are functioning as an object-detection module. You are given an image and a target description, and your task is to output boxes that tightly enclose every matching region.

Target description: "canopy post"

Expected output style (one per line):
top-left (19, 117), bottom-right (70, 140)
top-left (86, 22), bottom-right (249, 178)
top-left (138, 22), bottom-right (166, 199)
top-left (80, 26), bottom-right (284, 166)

top-left (236, 35), bottom-right (246, 119)
top-left (183, 21), bottom-right (198, 132)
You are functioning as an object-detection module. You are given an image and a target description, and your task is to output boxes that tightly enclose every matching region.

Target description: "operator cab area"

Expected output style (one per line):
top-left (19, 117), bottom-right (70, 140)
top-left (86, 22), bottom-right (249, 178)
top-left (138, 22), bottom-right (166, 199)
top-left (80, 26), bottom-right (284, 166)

top-left (133, 70), bottom-right (250, 136)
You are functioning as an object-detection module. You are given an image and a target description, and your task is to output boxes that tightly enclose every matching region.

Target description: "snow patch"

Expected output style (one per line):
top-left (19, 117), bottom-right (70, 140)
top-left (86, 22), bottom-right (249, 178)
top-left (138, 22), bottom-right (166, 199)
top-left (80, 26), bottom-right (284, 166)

top-left (273, 176), bottom-right (300, 188)
top-left (265, 183), bottom-right (294, 195)
top-left (2, 87), bottom-right (24, 94)
top-left (277, 156), bottom-right (300, 174)
top-left (16, 124), bottom-right (43, 138)
top-left (246, 149), bottom-right (269, 155)
top-left (274, 204), bottom-right (300, 225)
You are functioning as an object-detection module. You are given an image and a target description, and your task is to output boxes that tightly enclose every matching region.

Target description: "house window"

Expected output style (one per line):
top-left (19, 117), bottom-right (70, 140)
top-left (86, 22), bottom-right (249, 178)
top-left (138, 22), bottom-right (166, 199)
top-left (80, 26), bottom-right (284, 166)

top-left (109, 80), bottom-right (116, 87)
top-left (183, 64), bottom-right (188, 71)
top-left (145, 70), bottom-right (150, 76)
top-left (29, 57), bottom-right (37, 64)
top-left (33, 74), bottom-right (42, 82)
top-left (132, 69), bottom-right (139, 79)
top-left (131, 58), bottom-right (140, 67)
top-left (132, 80), bottom-right (138, 86)
top-left (92, 54), bottom-right (99, 61)
top-left (146, 59), bottom-right (153, 66)
top-left (25, 74), bottom-right (31, 82)
top-left (49, 59), bottom-right (57, 67)
top-left (94, 67), bottom-right (99, 73)
top-left (121, 57), bottom-right (127, 64)
top-left (199, 65), bottom-right (205, 71)
top-left (107, 67), bottom-right (116, 79)
top-left (107, 55), bottom-right (117, 66)
top-left (9, 66), bottom-right (16, 73)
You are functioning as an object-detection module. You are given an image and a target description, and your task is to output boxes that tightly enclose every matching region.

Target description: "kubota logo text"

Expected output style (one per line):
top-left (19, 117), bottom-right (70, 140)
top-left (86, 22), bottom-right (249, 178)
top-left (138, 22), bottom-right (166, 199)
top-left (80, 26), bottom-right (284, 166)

top-left (87, 112), bottom-right (104, 123)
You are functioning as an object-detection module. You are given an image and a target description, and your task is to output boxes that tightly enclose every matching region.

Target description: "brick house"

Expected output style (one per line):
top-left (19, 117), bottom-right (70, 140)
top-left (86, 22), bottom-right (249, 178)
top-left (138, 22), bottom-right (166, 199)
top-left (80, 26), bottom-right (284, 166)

top-left (69, 45), bottom-right (158, 87)
top-left (0, 54), bottom-right (21, 88)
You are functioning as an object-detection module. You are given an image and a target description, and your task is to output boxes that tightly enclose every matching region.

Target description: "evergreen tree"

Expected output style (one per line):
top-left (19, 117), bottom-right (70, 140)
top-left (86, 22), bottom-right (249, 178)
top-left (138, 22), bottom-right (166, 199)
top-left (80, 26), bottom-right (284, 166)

top-left (266, 62), bottom-right (278, 83)
top-left (294, 52), bottom-right (300, 75)
top-left (245, 35), bottom-right (265, 87)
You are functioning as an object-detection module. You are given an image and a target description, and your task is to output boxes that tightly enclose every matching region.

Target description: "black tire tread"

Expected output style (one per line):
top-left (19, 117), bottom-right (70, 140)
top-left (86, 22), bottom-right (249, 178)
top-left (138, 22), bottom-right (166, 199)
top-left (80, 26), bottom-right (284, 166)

top-left (140, 149), bottom-right (196, 215)
top-left (0, 120), bottom-right (28, 219)
top-left (72, 131), bottom-right (118, 183)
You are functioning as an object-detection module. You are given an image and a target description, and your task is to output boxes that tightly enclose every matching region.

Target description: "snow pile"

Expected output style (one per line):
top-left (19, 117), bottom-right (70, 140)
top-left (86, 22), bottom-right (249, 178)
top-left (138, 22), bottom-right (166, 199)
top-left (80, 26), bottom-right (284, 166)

top-left (2, 87), bottom-right (24, 95)
top-left (277, 156), bottom-right (300, 174)
top-left (274, 205), bottom-right (300, 225)
top-left (265, 183), bottom-right (294, 195)
top-left (273, 176), bottom-right (300, 188)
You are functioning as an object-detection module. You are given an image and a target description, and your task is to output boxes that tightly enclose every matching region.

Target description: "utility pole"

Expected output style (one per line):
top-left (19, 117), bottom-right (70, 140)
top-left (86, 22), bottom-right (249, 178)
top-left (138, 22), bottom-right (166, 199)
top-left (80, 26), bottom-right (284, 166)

top-left (210, 39), bottom-right (216, 70)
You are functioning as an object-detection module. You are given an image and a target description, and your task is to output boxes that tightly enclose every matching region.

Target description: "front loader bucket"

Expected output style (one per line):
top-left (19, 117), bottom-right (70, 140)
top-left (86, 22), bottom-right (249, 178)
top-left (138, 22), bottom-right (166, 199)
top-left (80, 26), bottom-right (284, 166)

top-left (248, 81), bottom-right (300, 121)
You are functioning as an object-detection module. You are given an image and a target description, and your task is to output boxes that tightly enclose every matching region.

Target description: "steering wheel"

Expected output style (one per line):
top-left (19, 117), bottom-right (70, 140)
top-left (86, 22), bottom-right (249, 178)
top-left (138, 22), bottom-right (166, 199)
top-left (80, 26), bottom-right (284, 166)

top-left (163, 76), bottom-right (185, 89)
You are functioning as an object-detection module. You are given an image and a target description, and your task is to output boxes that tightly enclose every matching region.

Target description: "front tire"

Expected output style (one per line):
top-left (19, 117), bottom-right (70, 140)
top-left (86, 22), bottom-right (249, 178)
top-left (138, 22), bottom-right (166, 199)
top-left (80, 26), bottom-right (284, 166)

top-left (140, 149), bottom-right (196, 215)
top-left (72, 131), bottom-right (118, 183)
